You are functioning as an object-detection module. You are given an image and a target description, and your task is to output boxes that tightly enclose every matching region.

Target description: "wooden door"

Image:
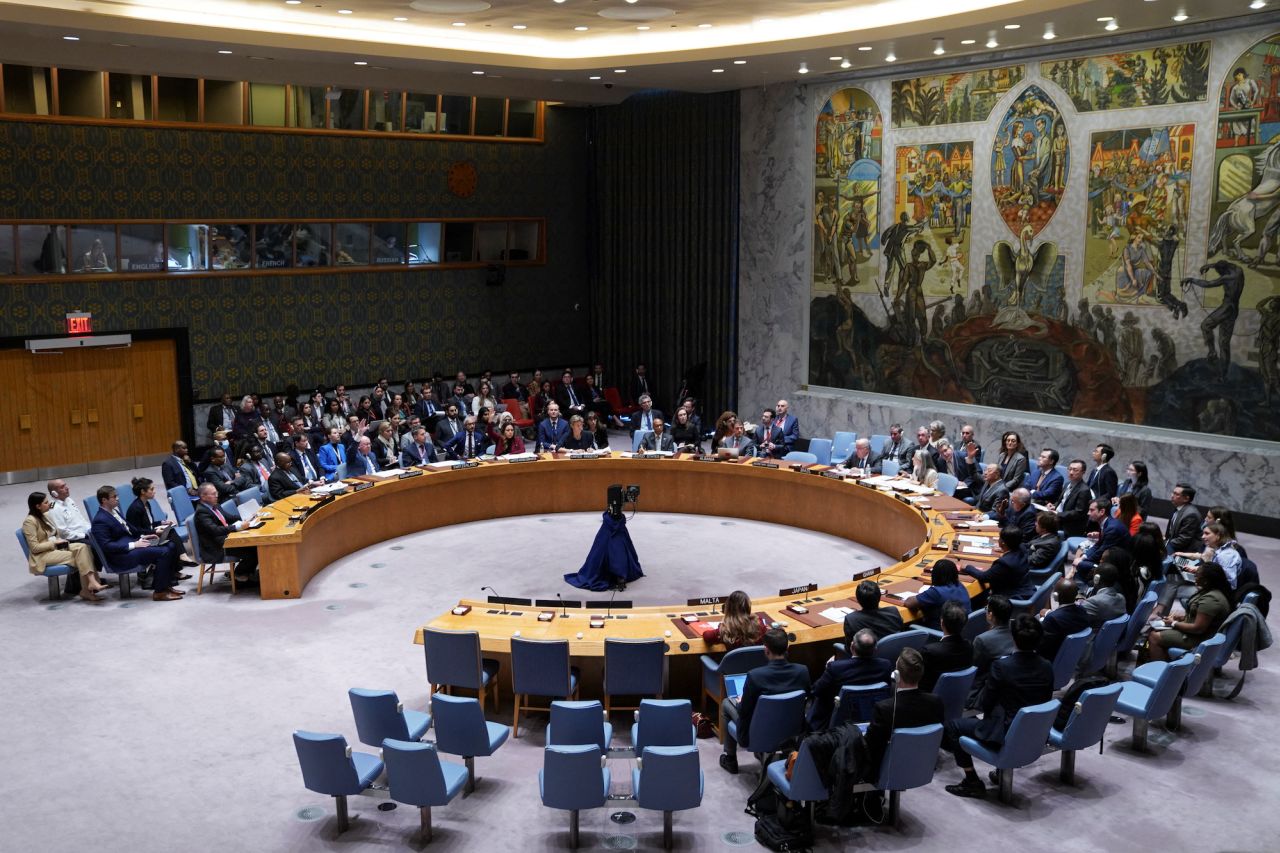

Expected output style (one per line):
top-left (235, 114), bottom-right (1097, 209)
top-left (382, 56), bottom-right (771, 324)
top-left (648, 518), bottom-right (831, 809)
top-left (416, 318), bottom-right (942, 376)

top-left (124, 339), bottom-right (182, 456)
top-left (77, 347), bottom-right (136, 463)
top-left (28, 348), bottom-right (94, 469)
top-left (0, 349), bottom-right (49, 471)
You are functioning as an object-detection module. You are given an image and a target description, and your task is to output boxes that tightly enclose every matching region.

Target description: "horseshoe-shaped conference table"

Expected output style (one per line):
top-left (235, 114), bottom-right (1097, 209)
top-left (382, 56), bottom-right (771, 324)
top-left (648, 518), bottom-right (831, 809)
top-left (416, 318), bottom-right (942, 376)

top-left (229, 453), bottom-right (1000, 690)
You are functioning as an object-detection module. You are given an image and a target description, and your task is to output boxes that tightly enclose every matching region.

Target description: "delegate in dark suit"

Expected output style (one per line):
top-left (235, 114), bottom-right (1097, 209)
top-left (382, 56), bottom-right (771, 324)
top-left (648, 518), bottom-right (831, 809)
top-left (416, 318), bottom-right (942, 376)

top-left (807, 655), bottom-right (893, 728)
top-left (444, 429), bottom-right (485, 460)
top-left (91, 507), bottom-right (178, 592)
top-left (267, 466), bottom-right (307, 503)
top-left (949, 649), bottom-right (1053, 753)
top-left (400, 440), bottom-right (438, 466)
top-left (1023, 467), bottom-right (1064, 505)
top-left (1055, 480), bottom-right (1091, 538)
top-left (773, 413), bottom-right (800, 453)
top-left (992, 501), bottom-right (1037, 541)
top-left (290, 446), bottom-right (324, 483)
top-left (536, 417), bottom-right (571, 452)
top-left (628, 408), bottom-right (664, 434)
top-left (1077, 516), bottom-right (1132, 574)
top-left (1165, 503), bottom-right (1203, 554)
top-left (728, 660), bottom-right (811, 756)
top-left (963, 550), bottom-right (1034, 599)
top-left (863, 689), bottom-right (944, 780)
top-left (843, 606), bottom-right (905, 645)
top-left (1087, 463), bottom-right (1119, 503)
top-left (162, 455), bottom-right (199, 495)
top-left (752, 423), bottom-right (785, 458)
top-left (974, 480), bottom-right (1009, 514)
top-left (193, 501), bottom-right (258, 575)
top-left (639, 432), bottom-right (676, 452)
top-left (920, 636), bottom-right (974, 692)
top-left (203, 463), bottom-right (249, 502)
top-left (1024, 532), bottom-right (1061, 570)
top-left (1038, 602), bottom-right (1091, 660)
top-left (124, 496), bottom-right (187, 558)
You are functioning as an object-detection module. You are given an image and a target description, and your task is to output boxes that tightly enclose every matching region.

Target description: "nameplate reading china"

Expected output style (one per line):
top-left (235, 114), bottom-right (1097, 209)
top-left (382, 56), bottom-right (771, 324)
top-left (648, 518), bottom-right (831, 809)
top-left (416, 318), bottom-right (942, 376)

top-left (686, 595), bottom-right (725, 607)
top-left (778, 583), bottom-right (818, 597)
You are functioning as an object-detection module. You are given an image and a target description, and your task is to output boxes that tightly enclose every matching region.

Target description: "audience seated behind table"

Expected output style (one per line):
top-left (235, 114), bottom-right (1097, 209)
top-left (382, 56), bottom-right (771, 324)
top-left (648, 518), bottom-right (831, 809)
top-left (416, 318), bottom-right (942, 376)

top-left (1054, 459), bottom-right (1092, 538)
top-left (1158, 521), bottom-right (1242, 618)
top-left (201, 445), bottom-right (252, 503)
top-left (709, 411), bottom-right (737, 452)
top-left (700, 590), bottom-right (771, 654)
top-left (808, 628), bottom-right (894, 729)
top-left (973, 464), bottom-right (1010, 514)
top-left (536, 403), bottom-right (571, 453)
top-left (1023, 448), bottom-right (1064, 505)
top-left (238, 445), bottom-right (272, 494)
top-left (400, 426), bottom-right (439, 466)
top-left (843, 579), bottom-right (906, 646)
top-left (1069, 499), bottom-right (1132, 583)
top-left (967, 594), bottom-right (1015, 706)
top-left (639, 418), bottom-right (676, 453)
top-left (162, 440), bottom-right (201, 498)
top-left (1087, 443), bottom-right (1120, 504)
top-left (879, 424), bottom-right (912, 468)
top-left (1024, 511), bottom-right (1061, 570)
top-left (995, 431), bottom-right (1030, 492)
top-left (902, 558), bottom-right (970, 631)
top-left (23, 491), bottom-right (111, 603)
top-left (962, 526), bottom-right (1034, 602)
top-left (91, 484), bottom-right (183, 601)
top-left (990, 487), bottom-right (1036, 541)
top-left (669, 407), bottom-right (702, 454)
top-left (493, 421), bottom-right (527, 456)
top-left (921, 602), bottom-right (975, 692)
top-left (268, 452), bottom-right (320, 503)
top-left (126, 477), bottom-right (198, 569)
top-left (584, 411), bottom-right (610, 451)
top-left (1115, 460), bottom-right (1152, 518)
top-left (943, 614), bottom-right (1053, 799)
top-left (718, 421), bottom-right (755, 457)
top-left (751, 408), bottom-right (784, 459)
top-left (1146, 561), bottom-right (1234, 662)
top-left (719, 628), bottom-right (811, 775)
top-left (444, 416), bottom-right (487, 460)
top-left (909, 447), bottom-right (939, 489)
top-left (772, 399), bottom-right (800, 454)
top-left (629, 394), bottom-right (664, 435)
top-left (560, 415), bottom-right (596, 451)
top-left (933, 438), bottom-right (972, 498)
top-left (862, 648), bottom-right (944, 781)
top-left (434, 404), bottom-right (465, 446)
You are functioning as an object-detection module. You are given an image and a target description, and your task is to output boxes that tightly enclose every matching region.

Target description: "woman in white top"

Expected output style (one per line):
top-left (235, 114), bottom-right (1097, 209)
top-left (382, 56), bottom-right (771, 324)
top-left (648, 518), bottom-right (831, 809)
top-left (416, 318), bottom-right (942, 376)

top-left (470, 380), bottom-right (498, 417)
top-left (910, 448), bottom-right (939, 489)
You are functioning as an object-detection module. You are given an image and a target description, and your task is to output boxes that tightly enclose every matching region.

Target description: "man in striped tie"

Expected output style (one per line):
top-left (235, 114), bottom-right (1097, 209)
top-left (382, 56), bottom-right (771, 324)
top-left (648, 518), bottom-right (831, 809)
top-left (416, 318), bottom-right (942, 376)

top-left (194, 483), bottom-right (259, 584)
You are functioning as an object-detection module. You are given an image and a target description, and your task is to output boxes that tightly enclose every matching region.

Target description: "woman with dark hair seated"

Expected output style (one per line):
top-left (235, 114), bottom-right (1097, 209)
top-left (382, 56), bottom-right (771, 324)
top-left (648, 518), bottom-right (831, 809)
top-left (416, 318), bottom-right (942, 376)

top-left (700, 590), bottom-right (769, 651)
top-left (493, 421), bottom-right (527, 456)
top-left (23, 491), bottom-right (109, 603)
top-left (903, 558), bottom-right (970, 630)
top-left (1116, 460), bottom-right (1152, 518)
top-left (1131, 522), bottom-right (1166, 584)
top-left (1100, 546), bottom-right (1139, 612)
top-left (1117, 492), bottom-right (1142, 536)
top-left (127, 477), bottom-right (197, 570)
top-left (1147, 562), bottom-right (1232, 662)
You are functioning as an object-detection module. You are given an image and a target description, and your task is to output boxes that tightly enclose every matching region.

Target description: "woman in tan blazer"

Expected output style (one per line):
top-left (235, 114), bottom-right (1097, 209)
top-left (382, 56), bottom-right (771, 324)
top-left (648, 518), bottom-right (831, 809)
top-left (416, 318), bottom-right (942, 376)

top-left (22, 491), bottom-right (108, 603)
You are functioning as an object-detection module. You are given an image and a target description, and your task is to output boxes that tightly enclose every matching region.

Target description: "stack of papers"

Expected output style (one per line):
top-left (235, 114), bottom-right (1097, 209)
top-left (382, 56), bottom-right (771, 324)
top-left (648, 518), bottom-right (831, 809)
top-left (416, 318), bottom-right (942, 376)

top-left (368, 468), bottom-right (405, 479)
top-left (887, 585), bottom-right (930, 602)
top-left (957, 534), bottom-right (994, 545)
top-left (311, 482), bottom-right (348, 495)
top-left (502, 452), bottom-right (539, 462)
top-left (428, 461), bottom-right (463, 469)
top-left (819, 606), bottom-right (855, 622)
top-left (969, 517), bottom-right (1000, 528)
top-left (860, 475), bottom-right (899, 487)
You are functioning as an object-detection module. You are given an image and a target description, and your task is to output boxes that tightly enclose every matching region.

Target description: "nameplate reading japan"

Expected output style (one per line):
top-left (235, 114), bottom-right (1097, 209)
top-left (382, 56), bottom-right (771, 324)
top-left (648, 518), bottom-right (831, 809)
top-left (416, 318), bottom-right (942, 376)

top-left (687, 595), bottom-right (725, 607)
top-left (778, 583), bottom-right (818, 597)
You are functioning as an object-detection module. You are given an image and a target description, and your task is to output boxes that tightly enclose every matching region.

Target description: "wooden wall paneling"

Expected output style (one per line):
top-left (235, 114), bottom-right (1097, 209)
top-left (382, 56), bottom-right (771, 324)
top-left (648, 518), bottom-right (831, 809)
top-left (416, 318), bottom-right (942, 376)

top-left (0, 349), bottom-right (46, 471)
top-left (75, 346), bottom-right (136, 462)
top-left (126, 339), bottom-right (182, 456)
top-left (25, 348), bottom-right (89, 468)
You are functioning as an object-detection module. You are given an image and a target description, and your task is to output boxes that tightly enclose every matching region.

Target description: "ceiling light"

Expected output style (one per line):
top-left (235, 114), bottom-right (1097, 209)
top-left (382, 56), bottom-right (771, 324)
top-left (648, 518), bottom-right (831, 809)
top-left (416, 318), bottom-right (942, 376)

top-left (338, 8), bottom-right (353, 14)
top-left (828, 56), bottom-right (841, 61)
top-left (1105, 19), bottom-right (1119, 29)
top-left (614, 69), bottom-right (626, 73)
top-left (1004, 23), bottom-right (1020, 29)
top-left (933, 38), bottom-right (945, 55)
top-left (1097, 16), bottom-right (1114, 21)
top-left (394, 16), bottom-right (408, 21)
top-left (798, 62), bottom-right (809, 74)
top-left (1043, 25), bottom-right (1056, 39)
top-left (857, 45), bottom-right (872, 51)
top-left (1172, 10), bottom-right (1189, 19)
top-left (637, 25), bottom-right (650, 30)
top-left (986, 31), bottom-right (999, 48)
top-left (589, 75), bottom-right (601, 80)
top-left (712, 68), bottom-right (724, 73)
top-left (699, 23), bottom-right (713, 28)
top-left (472, 70), bottom-right (484, 75)
top-left (285, 0), bottom-right (301, 4)
top-left (626, 0), bottom-right (639, 3)
top-left (354, 60), bottom-right (368, 65)
top-left (218, 49), bottom-right (233, 54)
top-left (513, 24), bottom-right (526, 29)
top-left (961, 38), bottom-right (976, 45)
top-left (554, 0), bottom-right (566, 3)
top-left (733, 59), bottom-right (746, 65)
top-left (1251, 0), bottom-right (1267, 7)
top-left (885, 50), bottom-right (897, 62)
top-left (62, 35), bottom-right (79, 41)
top-left (840, 59), bottom-right (852, 69)
top-left (574, 26), bottom-right (589, 31)
top-left (452, 21), bottom-right (466, 27)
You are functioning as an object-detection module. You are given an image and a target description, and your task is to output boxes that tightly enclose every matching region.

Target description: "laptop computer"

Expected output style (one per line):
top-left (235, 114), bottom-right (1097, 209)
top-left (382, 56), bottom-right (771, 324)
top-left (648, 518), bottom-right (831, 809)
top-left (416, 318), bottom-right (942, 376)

top-left (724, 673), bottom-right (747, 701)
top-left (717, 446), bottom-right (742, 459)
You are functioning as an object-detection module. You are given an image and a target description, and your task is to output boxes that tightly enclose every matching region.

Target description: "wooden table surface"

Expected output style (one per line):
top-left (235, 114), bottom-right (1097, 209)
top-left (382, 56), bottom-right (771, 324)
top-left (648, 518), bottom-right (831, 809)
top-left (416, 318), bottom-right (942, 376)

top-left (226, 453), bottom-right (1000, 658)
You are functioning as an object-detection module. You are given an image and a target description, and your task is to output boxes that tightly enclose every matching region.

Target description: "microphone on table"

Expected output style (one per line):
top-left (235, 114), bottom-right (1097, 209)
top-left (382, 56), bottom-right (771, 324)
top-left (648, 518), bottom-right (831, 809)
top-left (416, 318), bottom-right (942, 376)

top-left (557, 592), bottom-right (569, 619)
top-left (481, 585), bottom-right (507, 615)
top-left (606, 586), bottom-right (618, 620)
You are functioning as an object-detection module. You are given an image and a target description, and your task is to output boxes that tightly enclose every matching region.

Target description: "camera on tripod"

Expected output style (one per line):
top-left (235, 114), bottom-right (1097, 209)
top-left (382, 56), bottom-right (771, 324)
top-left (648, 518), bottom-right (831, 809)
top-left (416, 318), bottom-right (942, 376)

top-left (607, 483), bottom-right (641, 518)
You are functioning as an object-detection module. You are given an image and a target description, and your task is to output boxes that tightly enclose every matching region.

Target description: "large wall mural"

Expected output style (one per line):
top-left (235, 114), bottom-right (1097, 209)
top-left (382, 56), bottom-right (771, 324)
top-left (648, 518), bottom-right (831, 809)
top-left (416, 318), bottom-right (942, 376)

top-left (809, 28), bottom-right (1280, 441)
top-left (813, 88), bottom-right (882, 297)
top-left (891, 66), bottom-right (1024, 128)
top-left (1042, 41), bottom-right (1211, 113)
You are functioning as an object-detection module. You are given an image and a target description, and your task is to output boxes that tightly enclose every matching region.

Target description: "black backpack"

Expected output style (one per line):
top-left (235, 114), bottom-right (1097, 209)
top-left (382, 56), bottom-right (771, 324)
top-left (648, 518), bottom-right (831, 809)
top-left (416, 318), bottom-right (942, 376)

top-left (754, 811), bottom-right (814, 852)
top-left (1055, 675), bottom-right (1109, 730)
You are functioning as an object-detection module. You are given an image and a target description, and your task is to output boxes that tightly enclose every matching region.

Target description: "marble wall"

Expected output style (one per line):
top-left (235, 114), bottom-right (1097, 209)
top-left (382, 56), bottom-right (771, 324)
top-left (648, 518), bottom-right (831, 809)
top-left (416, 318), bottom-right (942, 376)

top-left (739, 21), bottom-right (1280, 516)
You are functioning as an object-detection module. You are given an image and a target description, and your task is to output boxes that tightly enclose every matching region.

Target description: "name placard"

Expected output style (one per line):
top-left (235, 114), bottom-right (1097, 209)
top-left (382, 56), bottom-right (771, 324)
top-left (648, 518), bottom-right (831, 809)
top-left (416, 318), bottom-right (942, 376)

top-left (686, 595), bottom-right (725, 607)
top-left (692, 455), bottom-right (720, 463)
top-left (820, 470), bottom-right (845, 480)
top-left (452, 461), bottom-right (480, 469)
top-left (351, 482), bottom-right (373, 492)
top-left (752, 461), bottom-right (779, 469)
top-left (778, 583), bottom-right (818, 597)
top-left (852, 566), bottom-right (881, 581)
top-left (507, 456), bottom-right (538, 464)
top-left (398, 470), bottom-right (423, 479)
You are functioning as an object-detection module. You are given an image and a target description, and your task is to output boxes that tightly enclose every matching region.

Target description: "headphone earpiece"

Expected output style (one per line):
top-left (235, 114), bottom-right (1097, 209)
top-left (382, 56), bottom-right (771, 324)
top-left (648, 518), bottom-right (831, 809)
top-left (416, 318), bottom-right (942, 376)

top-left (891, 669), bottom-right (899, 682)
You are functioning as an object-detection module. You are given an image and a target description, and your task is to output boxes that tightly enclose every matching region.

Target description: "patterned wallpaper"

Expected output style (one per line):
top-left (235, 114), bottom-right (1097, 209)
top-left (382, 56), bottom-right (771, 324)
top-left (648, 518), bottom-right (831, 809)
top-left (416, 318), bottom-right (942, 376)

top-left (0, 107), bottom-right (591, 398)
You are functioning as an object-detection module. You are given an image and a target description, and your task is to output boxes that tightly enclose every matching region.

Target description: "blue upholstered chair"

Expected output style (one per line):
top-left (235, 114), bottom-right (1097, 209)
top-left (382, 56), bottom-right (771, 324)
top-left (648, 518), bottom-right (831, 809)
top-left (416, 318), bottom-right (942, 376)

top-left (782, 451), bottom-right (818, 464)
top-left (510, 637), bottom-right (580, 737)
top-left (831, 682), bottom-right (892, 727)
top-left (935, 473), bottom-right (959, 496)
top-left (632, 699), bottom-right (696, 751)
top-left (875, 629), bottom-right (931, 662)
top-left (1048, 682), bottom-right (1122, 784)
top-left (700, 644), bottom-right (766, 741)
top-left (808, 438), bottom-right (834, 466)
top-left (932, 666), bottom-right (977, 722)
top-left (766, 740), bottom-right (828, 817)
top-left (958, 698), bottom-right (1061, 803)
top-left (1132, 633), bottom-right (1225, 730)
top-left (1052, 628), bottom-right (1093, 691)
top-left (115, 483), bottom-right (136, 513)
top-left (962, 608), bottom-right (989, 643)
top-left (1115, 654), bottom-right (1194, 751)
top-left (430, 693), bottom-right (510, 795)
top-left (84, 526), bottom-right (141, 599)
top-left (82, 495), bottom-right (101, 523)
top-left (547, 700), bottom-right (612, 751)
top-left (875, 723), bottom-right (946, 825)
top-left (831, 431), bottom-right (857, 462)
top-left (631, 430), bottom-right (653, 453)
top-left (292, 730), bottom-right (384, 834)
top-left (15, 529), bottom-right (74, 601)
top-left (188, 525), bottom-right (238, 595)
top-left (603, 638), bottom-right (665, 715)
top-left (1116, 591), bottom-right (1159, 661)
top-left (382, 738), bottom-right (468, 843)
top-left (423, 628), bottom-right (501, 713)
top-left (235, 486), bottom-right (261, 506)
top-left (1011, 572), bottom-right (1060, 614)
top-left (1080, 613), bottom-right (1129, 678)
top-left (539, 744), bottom-right (610, 849)
top-left (880, 459), bottom-right (900, 477)
top-left (727, 690), bottom-right (806, 771)
top-left (869, 434), bottom-right (890, 455)
top-left (166, 485), bottom-right (195, 540)
top-left (633, 745), bottom-right (703, 849)
top-left (348, 688), bottom-right (432, 748)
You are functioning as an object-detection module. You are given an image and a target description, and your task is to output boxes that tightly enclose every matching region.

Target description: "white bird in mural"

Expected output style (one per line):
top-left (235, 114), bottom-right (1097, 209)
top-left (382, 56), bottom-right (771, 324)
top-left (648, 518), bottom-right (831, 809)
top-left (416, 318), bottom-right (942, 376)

top-left (992, 225), bottom-right (1059, 307)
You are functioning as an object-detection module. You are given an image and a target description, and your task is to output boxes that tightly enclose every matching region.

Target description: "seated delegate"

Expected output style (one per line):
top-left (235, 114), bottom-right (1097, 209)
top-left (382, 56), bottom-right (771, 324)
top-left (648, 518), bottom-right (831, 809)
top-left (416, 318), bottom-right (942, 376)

top-left (902, 557), bottom-right (969, 631)
top-left (23, 492), bottom-right (111, 603)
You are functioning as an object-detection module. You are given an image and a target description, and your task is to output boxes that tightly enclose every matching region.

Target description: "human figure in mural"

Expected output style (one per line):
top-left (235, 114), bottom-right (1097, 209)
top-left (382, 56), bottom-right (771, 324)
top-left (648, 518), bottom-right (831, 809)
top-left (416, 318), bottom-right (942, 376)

top-left (1009, 122), bottom-right (1027, 187)
top-left (1116, 232), bottom-right (1157, 301)
top-left (1155, 226), bottom-right (1189, 319)
top-left (1076, 297), bottom-right (1094, 335)
top-left (1029, 118), bottom-right (1054, 196)
top-left (931, 302), bottom-right (949, 337)
top-left (1228, 67), bottom-right (1262, 146)
top-left (1182, 260), bottom-right (1246, 381)
top-left (943, 235), bottom-right (964, 294)
top-left (882, 212), bottom-right (922, 292)
top-left (1198, 399), bottom-right (1237, 435)
top-left (1151, 327), bottom-right (1177, 382)
top-left (1257, 295), bottom-right (1280, 405)
top-left (814, 191), bottom-right (831, 279)
top-left (899, 240), bottom-right (937, 343)
top-left (949, 293), bottom-right (967, 326)
top-left (1050, 123), bottom-right (1068, 191)
top-left (1208, 140), bottom-right (1280, 263)
top-left (847, 195), bottom-right (874, 271)
top-left (1119, 312), bottom-right (1145, 386)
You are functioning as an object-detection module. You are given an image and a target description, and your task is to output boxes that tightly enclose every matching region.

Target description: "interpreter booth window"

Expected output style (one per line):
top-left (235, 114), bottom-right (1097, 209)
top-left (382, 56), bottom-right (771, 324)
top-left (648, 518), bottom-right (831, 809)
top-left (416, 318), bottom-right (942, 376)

top-left (107, 73), bottom-right (153, 121)
top-left (508, 100), bottom-right (537, 138)
top-left (443, 222), bottom-right (475, 262)
top-left (407, 222), bottom-right (442, 265)
top-left (474, 97), bottom-right (504, 136)
top-left (508, 221), bottom-right (540, 261)
top-left (254, 224), bottom-right (294, 268)
top-left (295, 224), bottom-right (332, 267)
top-left (156, 76), bottom-right (199, 122)
top-left (2, 64), bottom-right (53, 115)
top-left (69, 225), bottom-right (117, 273)
top-left (369, 90), bottom-right (402, 132)
top-left (209, 223), bottom-right (251, 269)
top-left (329, 89), bottom-right (364, 131)
top-left (56, 69), bottom-right (105, 119)
top-left (248, 83), bottom-right (287, 127)
top-left (119, 224), bottom-right (168, 272)
top-left (372, 224), bottom-right (406, 264)
top-left (405, 92), bottom-right (442, 133)
top-left (204, 80), bottom-right (244, 125)
top-left (291, 86), bottom-right (326, 128)
top-left (441, 94), bottom-right (472, 135)
top-left (335, 223), bottom-right (370, 265)
top-left (18, 225), bottom-right (66, 274)
top-left (475, 222), bottom-right (507, 261)
top-left (0, 226), bottom-right (15, 275)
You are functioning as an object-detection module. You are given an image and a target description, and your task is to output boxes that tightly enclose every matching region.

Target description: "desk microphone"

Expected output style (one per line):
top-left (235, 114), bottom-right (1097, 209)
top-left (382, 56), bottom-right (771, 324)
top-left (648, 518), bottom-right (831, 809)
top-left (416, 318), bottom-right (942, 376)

top-left (557, 592), bottom-right (569, 619)
top-left (481, 585), bottom-right (507, 615)
top-left (606, 586), bottom-right (618, 620)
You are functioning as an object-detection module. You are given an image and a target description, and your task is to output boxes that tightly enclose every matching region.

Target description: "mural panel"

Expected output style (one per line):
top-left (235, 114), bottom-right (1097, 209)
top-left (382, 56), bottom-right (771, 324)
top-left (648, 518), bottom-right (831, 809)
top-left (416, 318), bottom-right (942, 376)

top-left (892, 142), bottom-right (974, 313)
top-left (990, 86), bottom-right (1069, 238)
top-left (813, 87), bottom-right (882, 298)
top-left (1082, 125), bottom-right (1195, 318)
top-left (890, 65), bottom-right (1024, 128)
top-left (1042, 41), bottom-right (1211, 112)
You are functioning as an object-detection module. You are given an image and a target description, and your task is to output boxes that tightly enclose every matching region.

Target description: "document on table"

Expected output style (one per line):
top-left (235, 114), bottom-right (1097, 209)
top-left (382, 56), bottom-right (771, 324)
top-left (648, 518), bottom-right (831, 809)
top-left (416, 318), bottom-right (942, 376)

top-left (969, 518), bottom-right (1000, 528)
top-left (502, 452), bottom-right (539, 462)
top-left (957, 534), bottom-right (995, 545)
top-left (886, 586), bottom-right (930, 602)
top-left (819, 606), bottom-right (855, 622)
top-left (367, 468), bottom-right (405, 479)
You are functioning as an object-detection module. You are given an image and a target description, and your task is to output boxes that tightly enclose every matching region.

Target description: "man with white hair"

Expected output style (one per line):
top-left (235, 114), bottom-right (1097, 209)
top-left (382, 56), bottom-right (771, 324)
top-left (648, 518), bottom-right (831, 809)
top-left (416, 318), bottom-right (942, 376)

top-left (629, 394), bottom-right (664, 434)
top-left (840, 437), bottom-right (880, 474)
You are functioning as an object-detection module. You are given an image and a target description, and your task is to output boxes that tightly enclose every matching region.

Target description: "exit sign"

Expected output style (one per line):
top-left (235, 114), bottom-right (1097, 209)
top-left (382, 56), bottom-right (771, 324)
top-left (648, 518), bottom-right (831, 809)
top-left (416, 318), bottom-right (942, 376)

top-left (65, 312), bottom-right (93, 335)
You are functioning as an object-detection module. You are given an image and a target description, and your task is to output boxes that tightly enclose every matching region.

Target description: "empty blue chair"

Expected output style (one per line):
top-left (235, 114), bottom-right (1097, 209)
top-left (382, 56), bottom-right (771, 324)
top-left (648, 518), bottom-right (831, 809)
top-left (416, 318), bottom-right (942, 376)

top-left (808, 438), bottom-right (834, 466)
top-left (292, 730), bottom-right (384, 834)
top-left (547, 700), bottom-right (612, 751)
top-left (632, 699), bottom-right (695, 751)
top-left (932, 666), bottom-right (977, 722)
top-left (700, 645), bottom-right (766, 741)
top-left (831, 431), bottom-right (857, 462)
top-left (782, 451), bottom-right (818, 464)
top-left (1052, 628), bottom-right (1093, 691)
top-left (958, 699), bottom-right (1061, 803)
top-left (633, 745), bottom-right (703, 849)
top-left (115, 483), bottom-right (137, 513)
top-left (423, 628), bottom-right (501, 713)
top-left (631, 430), bottom-right (653, 453)
top-left (167, 485), bottom-right (195, 539)
top-left (1115, 654), bottom-right (1195, 751)
top-left (430, 693), bottom-right (510, 795)
top-left (961, 608), bottom-right (989, 643)
top-left (935, 473), bottom-right (959, 496)
top-left (349, 688), bottom-right (432, 748)
top-left (1011, 572), bottom-right (1060, 614)
top-left (869, 434), bottom-right (890, 455)
top-left (832, 682), bottom-right (892, 727)
top-left (235, 486), bottom-right (261, 506)
top-left (539, 744), bottom-right (610, 849)
top-left (16, 529), bottom-right (74, 601)
top-left (1115, 591), bottom-right (1158, 661)
top-left (727, 690), bottom-right (806, 769)
top-left (82, 495), bottom-right (101, 523)
top-left (875, 723), bottom-right (946, 825)
top-left (382, 738), bottom-right (468, 843)
top-left (511, 637), bottom-right (579, 737)
top-left (603, 638), bottom-right (665, 715)
top-left (876, 629), bottom-right (931, 662)
top-left (881, 459), bottom-right (900, 477)
top-left (484, 444), bottom-right (495, 456)
top-left (1080, 613), bottom-right (1129, 677)
top-left (1048, 683), bottom-right (1122, 784)
top-left (1132, 634), bottom-right (1225, 730)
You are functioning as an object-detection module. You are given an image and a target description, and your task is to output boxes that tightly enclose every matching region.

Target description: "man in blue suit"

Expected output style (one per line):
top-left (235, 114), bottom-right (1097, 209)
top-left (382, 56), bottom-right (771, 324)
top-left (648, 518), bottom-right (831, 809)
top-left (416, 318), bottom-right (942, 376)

top-left (400, 426), bottom-right (439, 466)
top-left (161, 440), bottom-right (200, 497)
top-left (628, 394), bottom-right (663, 435)
top-left (91, 484), bottom-right (182, 601)
top-left (773, 399), bottom-right (800, 453)
top-left (317, 427), bottom-right (348, 481)
top-left (1071, 499), bottom-right (1132, 582)
top-left (807, 628), bottom-right (893, 728)
top-left (990, 487), bottom-right (1037, 540)
top-left (289, 433), bottom-right (325, 485)
top-left (1022, 448), bottom-right (1064, 505)
top-left (536, 402), bottom-right (570, 452)
top-left (752, 408), bottom-right (785, 458)
top-left (444, 416), bottom-right (486, 460)
top-left (720, 628), bottom-right (811, 774)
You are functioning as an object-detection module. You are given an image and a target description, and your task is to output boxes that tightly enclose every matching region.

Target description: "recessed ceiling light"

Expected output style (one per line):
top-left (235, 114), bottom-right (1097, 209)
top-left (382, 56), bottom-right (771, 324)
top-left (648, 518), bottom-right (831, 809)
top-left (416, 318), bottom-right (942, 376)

top-left (1043, 25), bottom-right (1056, 39)
top-left (338, 8), bottom-right (353, 14)
top-left (589, 75), bottom-right (601, 80)
top-left (961, 38), bottom-right (976, 45)
top-left (933, 38), bottom-right (945, 55)
top-left (394, 16), bottom-right (408, 21)
top-left (354, 60), bottom-right (368, 65)
top-left (472, 70), bottom-right (484, 75)
top-left (554, 0), bottom-right (566, 3)
top-left (1096, 16), bottom-right (1114, 21)
top-left (798, 62), bottom-right (809, 74)
top-left (574, 26), bottom-right (589, 31)
top-left (1105, 19), bottom-right (1119, 29)
top-left (512, 24), bottom-right (526, 29)
top-left (712, 68), bottom-right (724, 73)
top-left (1004, 23), bottom-right (1021, 29)
top-left (733, 59), bottom-right (746, 64)
top-left (452, 21), bottom-right (466, 27)
top-left (1250, 0), bottom-right (1267, 7)
top-left (885, 51), bottom-right (897, 62)
top-left (698, 23), bottom-right (713, 28)
top-left (1172, 10), bottom-right (1188, 19)
top-left (625, 0), bottom-right (638, 3)
top-left (986, 31), bottom-right (999, 48)
top-left (285, 0), bottom-right (301, 4)
top-left (62, 35), bottom-right (79, 40)
top-left (614, 69), bottom-right (626, 73)
top-left (218, 49), bottom-right (233, 54)
top-left (857, 45), bottom-right (872, 51)
top-left (840, 59), bottom-right (852, 69)
top-left (829, 56), bottom-right (842, 61)
top-left (637, 25), bottom-right (650, 30)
